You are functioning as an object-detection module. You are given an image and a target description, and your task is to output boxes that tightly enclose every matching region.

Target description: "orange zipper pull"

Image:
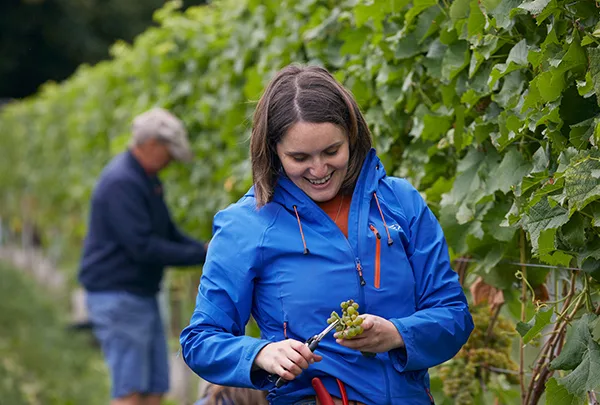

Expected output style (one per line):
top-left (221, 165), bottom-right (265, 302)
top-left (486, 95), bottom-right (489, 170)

top-left (355, 258), bottom-right (366, 286)
top-left (369, 224), bottom-right (381, 239)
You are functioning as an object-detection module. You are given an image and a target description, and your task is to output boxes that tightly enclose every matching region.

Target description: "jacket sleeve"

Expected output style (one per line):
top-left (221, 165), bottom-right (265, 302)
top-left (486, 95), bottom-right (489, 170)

top-left (180, 207), bottom-right (272, 389)
top-left (103, 180), bottom-right (206, 267)
top-left (388, 181), bottom-right (474, 372)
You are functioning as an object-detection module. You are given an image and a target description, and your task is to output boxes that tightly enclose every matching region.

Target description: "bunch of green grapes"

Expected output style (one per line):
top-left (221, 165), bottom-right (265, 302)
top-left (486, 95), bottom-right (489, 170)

top-left (438, 358), bottom-right (478, 405)
top-left (327, 299), bottom-right (364, 339)
top-left (436, 304), bottom-right (519, 404)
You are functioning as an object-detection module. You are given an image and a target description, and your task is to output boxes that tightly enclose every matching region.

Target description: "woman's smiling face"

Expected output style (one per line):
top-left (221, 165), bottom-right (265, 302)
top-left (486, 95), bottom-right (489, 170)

top-left (276, 122), bottom-right (349, 202)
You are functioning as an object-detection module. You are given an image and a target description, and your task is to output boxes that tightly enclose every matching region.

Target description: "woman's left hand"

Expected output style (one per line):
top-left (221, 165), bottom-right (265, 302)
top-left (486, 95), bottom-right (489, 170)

top-left (334, 314), bottom-right (404, 353)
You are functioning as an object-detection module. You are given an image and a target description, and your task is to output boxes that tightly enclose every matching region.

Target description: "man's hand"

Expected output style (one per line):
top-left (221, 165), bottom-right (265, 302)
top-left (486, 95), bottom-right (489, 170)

top-left (334, 314), bottom-right (404, 353)
top-left (253, 340), bottom-right (322, 382)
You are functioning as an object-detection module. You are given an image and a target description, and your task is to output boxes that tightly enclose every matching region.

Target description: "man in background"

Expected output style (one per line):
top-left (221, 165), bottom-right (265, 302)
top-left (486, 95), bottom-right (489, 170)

top-left (79, 107), bottom-right (207, 405)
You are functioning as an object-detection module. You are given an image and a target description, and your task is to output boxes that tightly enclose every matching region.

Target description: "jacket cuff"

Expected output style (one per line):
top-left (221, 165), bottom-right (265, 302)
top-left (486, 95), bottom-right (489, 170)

top-left (389, 318), bottom-right (414, 372)
top-left (244, 339), bottom-right (273, 389)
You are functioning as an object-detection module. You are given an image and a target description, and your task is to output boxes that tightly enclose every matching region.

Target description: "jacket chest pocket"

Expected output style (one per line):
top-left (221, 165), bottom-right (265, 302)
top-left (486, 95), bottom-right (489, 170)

top-left (366, 222), bottom-right (415, 317)
top-left (367, 222), bottom-right (412, 290)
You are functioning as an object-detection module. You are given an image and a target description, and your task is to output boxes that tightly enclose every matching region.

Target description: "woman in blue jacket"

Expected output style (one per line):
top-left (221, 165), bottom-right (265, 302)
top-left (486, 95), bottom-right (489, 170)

top-left (181, 65), bottom-right (474, 405)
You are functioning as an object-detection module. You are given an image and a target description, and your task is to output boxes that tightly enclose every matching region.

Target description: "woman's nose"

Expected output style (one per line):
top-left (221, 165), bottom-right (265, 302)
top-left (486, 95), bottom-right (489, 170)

top-left (309, 161), bottom-right (328, 179)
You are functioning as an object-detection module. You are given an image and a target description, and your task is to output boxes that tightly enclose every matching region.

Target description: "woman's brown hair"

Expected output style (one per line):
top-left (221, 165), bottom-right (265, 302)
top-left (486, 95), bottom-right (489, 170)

top-left (250, 64), bottom-right (372, 207)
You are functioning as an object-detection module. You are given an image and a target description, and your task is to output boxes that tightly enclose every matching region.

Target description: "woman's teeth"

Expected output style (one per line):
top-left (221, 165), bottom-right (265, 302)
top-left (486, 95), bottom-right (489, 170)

top-left (307, 172), bottom-right (333, 185)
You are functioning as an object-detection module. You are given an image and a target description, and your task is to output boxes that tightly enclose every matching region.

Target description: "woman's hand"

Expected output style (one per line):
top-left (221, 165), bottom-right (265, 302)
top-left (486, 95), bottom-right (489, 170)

top-left (253, 340), bottom-right (322, 382)
top-left (335, 314), bottom-right (404, 353)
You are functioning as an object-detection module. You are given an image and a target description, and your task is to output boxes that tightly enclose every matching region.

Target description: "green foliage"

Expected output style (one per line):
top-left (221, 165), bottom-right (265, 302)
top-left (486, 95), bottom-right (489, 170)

top-left (1, 0), bottom-right (599, 401)
top-left (0, 262), bottom-right (108, 404)
top-left (548, 314), bottom-right (600, 399)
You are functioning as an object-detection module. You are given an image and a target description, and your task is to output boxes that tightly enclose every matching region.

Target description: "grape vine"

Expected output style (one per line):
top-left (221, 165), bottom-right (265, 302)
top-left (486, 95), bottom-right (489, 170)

top-left (438, 304), bottom-right (518, 405)
top-left (1, 0), bottom-right (599, 402)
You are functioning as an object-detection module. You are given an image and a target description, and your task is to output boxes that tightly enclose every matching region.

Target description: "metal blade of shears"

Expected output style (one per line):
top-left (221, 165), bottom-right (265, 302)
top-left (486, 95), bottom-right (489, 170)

top-left (315, 319), bottom-right (340, 342)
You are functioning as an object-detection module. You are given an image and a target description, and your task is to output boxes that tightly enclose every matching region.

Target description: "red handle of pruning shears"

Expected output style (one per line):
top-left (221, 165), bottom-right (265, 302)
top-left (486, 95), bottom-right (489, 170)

top-left (337, 378), bottom-right (349, 405)
top-left (312, 377), bottom-right (350, 405)
top-left (312, 377), bottom-right (335, 405)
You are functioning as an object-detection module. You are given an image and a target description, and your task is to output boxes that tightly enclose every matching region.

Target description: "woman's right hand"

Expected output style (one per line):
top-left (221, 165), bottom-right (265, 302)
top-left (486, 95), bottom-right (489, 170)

top-left (253, 340), bottom-right (322, 382)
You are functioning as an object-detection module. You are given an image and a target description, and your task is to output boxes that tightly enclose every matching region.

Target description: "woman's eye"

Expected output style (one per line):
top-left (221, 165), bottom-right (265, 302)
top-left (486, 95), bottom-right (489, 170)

top-left (325, 149), bottom-right (339, 156)
top-left (292, 155), bottom-right (307, 162)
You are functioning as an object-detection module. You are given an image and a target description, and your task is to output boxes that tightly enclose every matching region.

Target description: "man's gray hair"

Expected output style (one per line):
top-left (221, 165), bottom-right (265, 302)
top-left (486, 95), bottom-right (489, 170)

top-left (130, 107), bottom-right (193, 162)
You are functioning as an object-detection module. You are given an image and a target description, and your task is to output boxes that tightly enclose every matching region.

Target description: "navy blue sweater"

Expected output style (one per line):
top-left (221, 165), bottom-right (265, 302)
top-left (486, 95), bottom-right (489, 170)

top-left (79, 150), bottom-right (206, 296)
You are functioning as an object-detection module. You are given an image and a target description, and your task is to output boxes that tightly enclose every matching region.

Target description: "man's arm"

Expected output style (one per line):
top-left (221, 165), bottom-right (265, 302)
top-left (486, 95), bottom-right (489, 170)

top-left (103, 180), bottom-right (206, 267)
top-left (170, 219), bottom-right (204, 247)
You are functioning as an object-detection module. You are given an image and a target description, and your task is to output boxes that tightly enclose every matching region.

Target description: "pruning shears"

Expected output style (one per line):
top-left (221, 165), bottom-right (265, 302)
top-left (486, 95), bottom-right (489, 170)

top-left (274, 319), bottom-right (340, 388)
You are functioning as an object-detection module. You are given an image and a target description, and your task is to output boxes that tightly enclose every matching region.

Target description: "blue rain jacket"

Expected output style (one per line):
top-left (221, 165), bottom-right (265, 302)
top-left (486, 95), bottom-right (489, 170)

top-left (181, 149), bottom-right (474, 405)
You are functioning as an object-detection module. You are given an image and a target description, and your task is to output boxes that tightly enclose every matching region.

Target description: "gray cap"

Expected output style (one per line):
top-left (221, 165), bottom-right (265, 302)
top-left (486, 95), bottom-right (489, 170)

top-left (131, 107), bottom-right (193, 162)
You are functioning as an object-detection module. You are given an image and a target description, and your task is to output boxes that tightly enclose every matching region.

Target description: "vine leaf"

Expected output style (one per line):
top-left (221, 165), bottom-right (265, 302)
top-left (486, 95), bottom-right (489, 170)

top-left (588, 46), bottom-right (600, 107)
top-left (489, 39), bottom-right (528, 86)
top-left (518, 0), bottom-right (551, 15)
top-left (544, 378), bottom-right (585, 405)
top-left (522, 197), bottom-right (569, 252)
top-left (516, 306), bottom-right (553, 344)
top-left (550, 314), bottom-right (600, 396)
top-left (404, 0), bottom-right (437, 27)
top-left (569, 119), bottom-right (595, 149)
top-left (564, 150), bottom-right (600, 214)
top-left (449, 0), bottom-right (470, 22)
top-left (486, 147), bottom-right (532, 194)
top-left (538, 228), bottom-right (572, 267)
top-left (442, 41), bottom-right (470, 81)
top-left (441, 148), bottom-right (500, 225)
top-left (592, 317), bottom-right (600, 343)
top-left (487, 0), bottom-right (521, 29)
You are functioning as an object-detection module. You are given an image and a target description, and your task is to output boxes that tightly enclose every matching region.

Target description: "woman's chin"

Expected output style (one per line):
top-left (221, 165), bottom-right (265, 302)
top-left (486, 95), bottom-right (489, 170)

top-left (304, 185), bottom-right (339, 202)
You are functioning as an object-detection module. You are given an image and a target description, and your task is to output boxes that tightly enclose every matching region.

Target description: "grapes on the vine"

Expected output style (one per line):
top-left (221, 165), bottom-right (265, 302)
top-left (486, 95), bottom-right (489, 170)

top-left (435, 304), bottom-right (519, 405)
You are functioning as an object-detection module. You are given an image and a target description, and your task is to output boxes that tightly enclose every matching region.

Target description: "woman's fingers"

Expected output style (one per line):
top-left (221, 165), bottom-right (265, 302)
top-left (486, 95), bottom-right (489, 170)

top-left (254, 339), bottom-right (323, 382)
top-left (279, 355), bottom-right (304, 376)
top-left (289, 340), bottom-right (314, 367)
top-left (275, 363), bottom-right (296, 381)
top-left (334, 314), bottom-right (404, 353)
top-left (360, 314), bottom-right (375, 331)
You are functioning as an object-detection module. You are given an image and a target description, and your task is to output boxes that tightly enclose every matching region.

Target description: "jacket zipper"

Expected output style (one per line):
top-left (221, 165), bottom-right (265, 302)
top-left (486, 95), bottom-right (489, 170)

top-left (369, 224), bottom-right (381, 289)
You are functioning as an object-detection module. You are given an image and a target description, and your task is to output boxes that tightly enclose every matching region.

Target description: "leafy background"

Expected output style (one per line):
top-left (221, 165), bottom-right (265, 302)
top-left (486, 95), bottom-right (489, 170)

top-left (0, 0), bottom-right (599, 403)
